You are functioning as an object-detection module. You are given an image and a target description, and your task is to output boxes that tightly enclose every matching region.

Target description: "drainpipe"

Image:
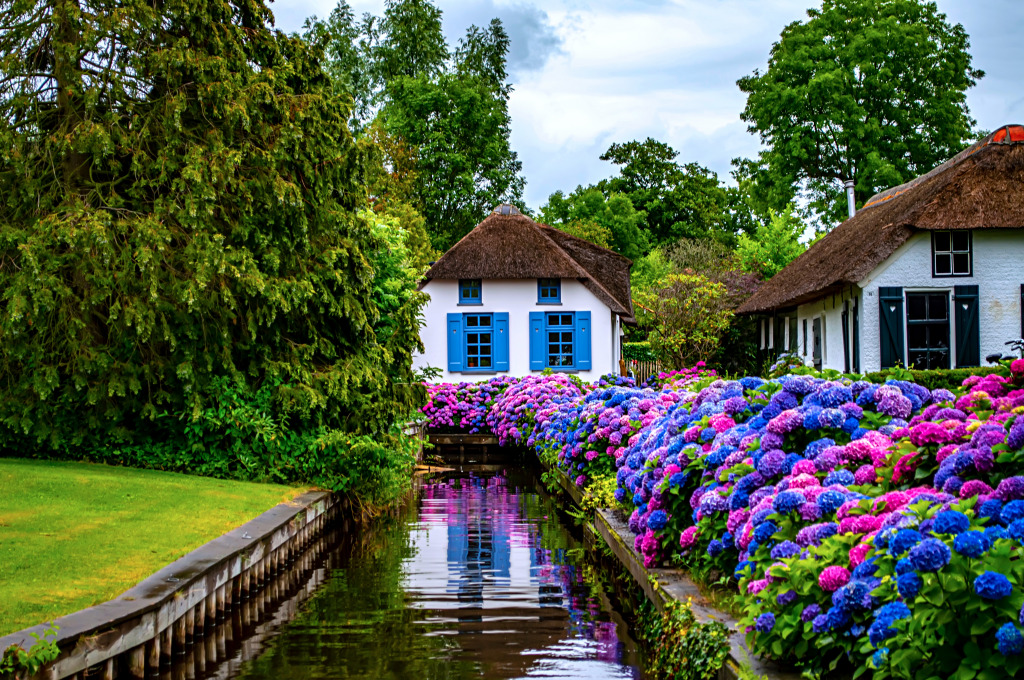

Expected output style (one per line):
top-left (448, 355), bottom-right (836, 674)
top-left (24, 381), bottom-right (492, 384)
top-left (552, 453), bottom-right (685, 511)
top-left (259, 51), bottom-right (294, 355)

top-left (844, 179), bottom-right (856, 218)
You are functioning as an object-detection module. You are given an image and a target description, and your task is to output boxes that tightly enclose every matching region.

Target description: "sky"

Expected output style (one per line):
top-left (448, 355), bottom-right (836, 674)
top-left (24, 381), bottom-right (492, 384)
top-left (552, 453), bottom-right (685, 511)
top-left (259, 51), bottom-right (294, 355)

top-left (271, 0), bottom-right (1024, 210)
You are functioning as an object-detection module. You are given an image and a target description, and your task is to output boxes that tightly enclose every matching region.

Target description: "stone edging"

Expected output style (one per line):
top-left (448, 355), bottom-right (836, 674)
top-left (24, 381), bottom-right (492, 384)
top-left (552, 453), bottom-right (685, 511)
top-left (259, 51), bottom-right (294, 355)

top-left (1, 490), bottom-right (341, 680)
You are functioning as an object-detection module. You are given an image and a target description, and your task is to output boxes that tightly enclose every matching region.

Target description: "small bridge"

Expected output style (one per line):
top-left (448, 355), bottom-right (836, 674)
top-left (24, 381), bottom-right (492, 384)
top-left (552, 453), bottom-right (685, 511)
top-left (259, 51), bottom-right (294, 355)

top-left (426, 431), bottom-right (524, 465)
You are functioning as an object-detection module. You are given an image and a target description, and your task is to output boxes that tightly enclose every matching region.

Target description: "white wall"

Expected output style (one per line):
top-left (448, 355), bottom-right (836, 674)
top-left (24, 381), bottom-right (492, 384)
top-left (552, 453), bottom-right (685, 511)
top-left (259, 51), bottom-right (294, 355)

top-left (414, 278), bottom-right (620, 382)
top-left (856, 229), bottom-right (1024, 373)
top-left (795, 289), bottom-right (862, 373)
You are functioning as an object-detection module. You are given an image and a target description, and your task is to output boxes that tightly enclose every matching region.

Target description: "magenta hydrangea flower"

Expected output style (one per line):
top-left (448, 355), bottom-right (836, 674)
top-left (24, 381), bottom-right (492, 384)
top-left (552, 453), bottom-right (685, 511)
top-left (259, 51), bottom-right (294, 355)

top-left (819, 565), bottom-right (851, 592)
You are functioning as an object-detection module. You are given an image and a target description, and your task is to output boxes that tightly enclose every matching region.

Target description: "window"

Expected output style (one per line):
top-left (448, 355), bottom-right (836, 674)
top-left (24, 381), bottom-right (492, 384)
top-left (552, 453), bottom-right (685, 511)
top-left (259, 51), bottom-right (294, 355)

top-left (459, 279), bottom-right (482, 304)
top-left (464, 314), bottom-right (493, 370)
top-left (446, 312), bottom-right (509, 373)
top-left (906, 292), bottom-right (950, 369)
top-left (538, 278), bottom-right (561, 303)
top-left (932, 231), bottom-right (971, 277)
top-left (546, 313), bottom-right (575, 367)
top-left (528, 311), bottom-right (591, 371)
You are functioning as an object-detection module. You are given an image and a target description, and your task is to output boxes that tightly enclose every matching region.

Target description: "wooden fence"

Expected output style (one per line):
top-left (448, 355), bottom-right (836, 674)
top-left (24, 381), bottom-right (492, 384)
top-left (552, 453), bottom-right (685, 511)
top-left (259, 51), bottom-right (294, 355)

top-left (625, 359), bottom-right (663, 384)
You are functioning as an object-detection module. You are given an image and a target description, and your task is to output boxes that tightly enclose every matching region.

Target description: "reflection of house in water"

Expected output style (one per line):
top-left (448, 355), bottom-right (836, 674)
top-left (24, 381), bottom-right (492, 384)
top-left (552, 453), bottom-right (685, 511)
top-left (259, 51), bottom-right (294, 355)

top-left (403, 474), bottom-right (633, 678)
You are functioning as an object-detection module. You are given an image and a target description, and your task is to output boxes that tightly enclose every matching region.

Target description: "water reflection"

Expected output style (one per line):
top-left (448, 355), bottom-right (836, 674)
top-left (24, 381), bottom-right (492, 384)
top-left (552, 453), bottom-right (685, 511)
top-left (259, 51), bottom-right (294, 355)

top-left (227, 468), bottom-right (642, 680)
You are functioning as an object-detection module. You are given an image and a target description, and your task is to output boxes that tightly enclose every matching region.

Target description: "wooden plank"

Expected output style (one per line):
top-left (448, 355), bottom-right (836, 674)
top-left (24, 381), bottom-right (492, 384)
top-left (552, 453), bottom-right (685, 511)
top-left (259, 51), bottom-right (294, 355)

top-left (427, 433), bottom-right (499, 446)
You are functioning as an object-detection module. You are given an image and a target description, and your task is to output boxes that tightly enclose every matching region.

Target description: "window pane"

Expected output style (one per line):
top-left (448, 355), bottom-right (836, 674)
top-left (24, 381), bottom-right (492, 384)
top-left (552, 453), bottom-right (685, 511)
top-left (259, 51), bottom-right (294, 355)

top-left (952, 231), bottom-right (970, 252)
top-left (907, 294), bottom-right (927, 320)
top-left (930, 325), bottom-right (949, 349)
top-left (479, 357), bottom-right (491, 368)
top-left (467, 333), bottom-right (478, 344)
top-left (559, 314), bottom-right (571, 326)
top-left (467, 346), bottom-right (478, 356)
top-left (466, 316), bottom-right (478, 327)
top-left (928, 295), bottom-right (947, 320)
top-left (548, 332), bottom-right (559, 343)
top-left (480, 333), bottom-right (491, 344)
top-left (479, 315), bottom-right (491, 326)
top-left (908, 325), bottom-right (927, 348)
top-left (934, 231), bottom-right (951, 252)
top-left (934, 253), bottom-right (952, 275)
top-left (953, 253), bottom-right (970, 275)
top-left (467, 357), bottom-right (478, 368)
top-left (549, 344), bottom-right (559, 354)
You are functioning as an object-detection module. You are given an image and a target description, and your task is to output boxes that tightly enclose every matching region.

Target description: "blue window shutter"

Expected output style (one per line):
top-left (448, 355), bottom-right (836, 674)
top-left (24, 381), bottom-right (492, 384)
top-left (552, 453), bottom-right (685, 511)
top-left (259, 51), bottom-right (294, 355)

top-left (447, 313), bottom-right (463, 372)
top-left (575, 311), bottom-right (592, 370)
top-left (494, 312), bottom-right (510, 371)
top-left (954, 285), bottom-right (980, 368)
top-left (529, 311), bottom-right (545, 370)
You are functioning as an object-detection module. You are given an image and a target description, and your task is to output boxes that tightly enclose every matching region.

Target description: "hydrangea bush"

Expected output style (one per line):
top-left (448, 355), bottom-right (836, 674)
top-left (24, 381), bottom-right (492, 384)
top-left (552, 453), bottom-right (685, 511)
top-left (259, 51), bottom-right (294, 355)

top-left (422, 359), bottom-right (1024, 677)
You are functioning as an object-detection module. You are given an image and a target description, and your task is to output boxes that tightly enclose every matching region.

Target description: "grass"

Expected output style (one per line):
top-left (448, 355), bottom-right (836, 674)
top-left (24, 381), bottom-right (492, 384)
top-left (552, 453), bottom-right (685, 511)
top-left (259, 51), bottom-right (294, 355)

top-left (0, 458), bottom-right (306, 637)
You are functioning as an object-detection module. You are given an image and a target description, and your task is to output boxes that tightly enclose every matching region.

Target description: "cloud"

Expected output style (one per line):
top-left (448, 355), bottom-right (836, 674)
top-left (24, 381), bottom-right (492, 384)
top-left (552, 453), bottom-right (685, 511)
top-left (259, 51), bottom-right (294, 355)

top-left (441, 2), bottom-right (564, 76)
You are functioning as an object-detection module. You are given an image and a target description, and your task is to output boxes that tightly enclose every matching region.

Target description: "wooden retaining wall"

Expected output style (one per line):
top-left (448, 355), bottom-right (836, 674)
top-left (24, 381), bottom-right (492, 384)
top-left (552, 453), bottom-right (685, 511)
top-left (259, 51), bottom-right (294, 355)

top-left (1, 491), bottom-right (345, 680)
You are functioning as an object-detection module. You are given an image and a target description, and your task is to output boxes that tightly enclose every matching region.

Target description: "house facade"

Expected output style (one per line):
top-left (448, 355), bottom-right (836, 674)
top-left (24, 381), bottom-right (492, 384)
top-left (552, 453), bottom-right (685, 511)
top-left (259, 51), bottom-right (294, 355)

top-left (739, 125), bottom-right (1024, 374)
top-left (415, 205), bottom-right (635, 382)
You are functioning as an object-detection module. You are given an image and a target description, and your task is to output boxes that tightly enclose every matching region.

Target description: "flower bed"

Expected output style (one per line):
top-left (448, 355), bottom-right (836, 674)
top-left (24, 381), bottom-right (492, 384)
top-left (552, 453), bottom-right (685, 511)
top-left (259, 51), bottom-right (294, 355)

top-left (420, 359), bottom-right (1024, 678)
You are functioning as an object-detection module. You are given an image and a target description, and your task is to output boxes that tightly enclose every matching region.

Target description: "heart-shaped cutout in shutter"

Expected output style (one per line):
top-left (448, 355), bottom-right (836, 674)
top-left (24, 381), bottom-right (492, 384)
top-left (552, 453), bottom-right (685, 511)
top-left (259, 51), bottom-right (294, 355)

top-left (889, 305), bottom-right (896, 313)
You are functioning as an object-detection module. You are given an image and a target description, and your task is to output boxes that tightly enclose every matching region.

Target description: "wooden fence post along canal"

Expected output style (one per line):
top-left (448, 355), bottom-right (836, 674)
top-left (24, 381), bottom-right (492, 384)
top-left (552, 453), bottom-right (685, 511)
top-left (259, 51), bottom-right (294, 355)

top-left (0, 492), bottom-right (343, 680)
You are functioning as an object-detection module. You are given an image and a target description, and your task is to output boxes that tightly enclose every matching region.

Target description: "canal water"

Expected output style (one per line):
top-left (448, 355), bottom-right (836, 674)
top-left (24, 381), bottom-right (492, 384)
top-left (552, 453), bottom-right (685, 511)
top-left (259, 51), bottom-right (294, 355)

top-left (225, 467), bottom-right (644, 680)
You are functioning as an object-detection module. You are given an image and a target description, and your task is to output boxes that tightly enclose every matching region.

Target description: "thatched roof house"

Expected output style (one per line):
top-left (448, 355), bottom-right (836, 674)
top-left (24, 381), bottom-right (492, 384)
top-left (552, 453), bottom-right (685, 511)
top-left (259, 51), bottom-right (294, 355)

top-left (414, 205), bottom-right (635, 381)
top-left (738, 125), bottom-right (1024, 374)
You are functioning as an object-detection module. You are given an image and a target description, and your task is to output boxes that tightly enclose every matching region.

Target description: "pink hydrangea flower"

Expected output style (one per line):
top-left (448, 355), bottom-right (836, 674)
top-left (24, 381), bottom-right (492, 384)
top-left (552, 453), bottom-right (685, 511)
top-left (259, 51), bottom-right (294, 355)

top-left (849, 543), bottom-right (871, 568)
top-left (818, 565), bottom-right (851, 592)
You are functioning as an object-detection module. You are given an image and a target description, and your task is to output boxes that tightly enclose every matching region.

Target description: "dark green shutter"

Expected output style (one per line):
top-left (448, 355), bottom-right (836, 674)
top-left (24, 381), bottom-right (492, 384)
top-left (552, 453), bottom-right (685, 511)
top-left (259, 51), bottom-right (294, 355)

top-left (841, 304), bottom-right (851, 373)
top-left (447, 313), bottom-right (463, 372)
top-left (852, 298), bottom-right (861, 373)
top-left (879, 287), bottom-right (905, 369)
top-left (954, 285), bottom-right (980, 368)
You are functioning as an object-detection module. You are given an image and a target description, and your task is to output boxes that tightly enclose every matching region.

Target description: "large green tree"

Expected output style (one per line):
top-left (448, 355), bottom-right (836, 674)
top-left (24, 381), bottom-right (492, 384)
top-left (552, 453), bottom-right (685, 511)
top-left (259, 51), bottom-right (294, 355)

top-left (0, 0), bottom-right (422, 453)
top-left (738, 0), bottom-right (983, 226)
top-left (598, 138), bottom-right (733, 246)
top-left (306, 0), bottom-right (524, 251)
top-left (539, 188), bottom-right (648, 260)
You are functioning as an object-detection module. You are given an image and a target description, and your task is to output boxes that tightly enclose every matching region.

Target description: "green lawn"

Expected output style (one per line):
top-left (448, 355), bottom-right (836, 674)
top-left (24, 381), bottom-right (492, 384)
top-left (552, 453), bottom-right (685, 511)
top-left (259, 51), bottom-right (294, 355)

top-left (0, 458), bottom-right (306, 636)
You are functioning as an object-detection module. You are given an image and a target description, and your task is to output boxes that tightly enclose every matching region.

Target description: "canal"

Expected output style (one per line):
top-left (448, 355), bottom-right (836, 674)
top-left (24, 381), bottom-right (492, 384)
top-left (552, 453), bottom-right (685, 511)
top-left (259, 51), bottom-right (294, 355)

top-left (191, 466), bottom-right (645, 680)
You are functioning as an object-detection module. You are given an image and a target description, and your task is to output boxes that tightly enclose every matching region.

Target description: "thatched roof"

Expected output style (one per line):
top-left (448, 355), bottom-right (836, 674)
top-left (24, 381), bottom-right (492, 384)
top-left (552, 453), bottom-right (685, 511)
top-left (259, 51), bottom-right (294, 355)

top-left (422, 204), bottom-right (635, 321)
top-left (738, 125), bottom-right (1024, 314)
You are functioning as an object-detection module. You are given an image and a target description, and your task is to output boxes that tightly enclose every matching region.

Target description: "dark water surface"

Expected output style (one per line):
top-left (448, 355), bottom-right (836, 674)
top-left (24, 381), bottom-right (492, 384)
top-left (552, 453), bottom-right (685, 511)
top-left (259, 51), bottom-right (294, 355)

top-left (229, 468), bottom-right (644, 680)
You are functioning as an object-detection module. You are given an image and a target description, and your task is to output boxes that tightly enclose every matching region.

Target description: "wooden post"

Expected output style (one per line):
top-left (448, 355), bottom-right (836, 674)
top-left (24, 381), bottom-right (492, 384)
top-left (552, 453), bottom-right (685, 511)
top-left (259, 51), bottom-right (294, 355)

top-left (103, 658), bottom-right (116, 680)
top-left (129, 644), bottom-right (146, 679)
top-left (185, 608), bottom-right (196, 644)
top-left (205, 590), bottom-right (216, 626)
top-left (161, 626), bottom-right (174, 663)
top-left (174, 615), bottom-right (187, 653)
top-left (205, 631), bottom-right (217, 666)
top-left (195, 599), bottom-right (206, 637)
top-left (147, 635), bottom-right (161, 671)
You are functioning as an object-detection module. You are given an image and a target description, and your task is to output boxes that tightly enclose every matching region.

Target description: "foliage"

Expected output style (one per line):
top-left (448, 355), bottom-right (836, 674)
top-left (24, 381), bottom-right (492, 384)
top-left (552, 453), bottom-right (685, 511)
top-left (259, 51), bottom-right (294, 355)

top-left (0, 0), bottom-right (422, 475)
top-left (635, 274), bottom-right (734, 368)
top-left (598, 139), bottom-right (733, 246)
top-left (623, 342), bottom-right (659, 363)
top-left (865, 366), bottom-right (1010, 392)
top-left (309, 0), bottom-right (525, 251)
top-left (737, 0), bottom-right (984, 227)
top-left (638, 599), bottom-right (730, 680)
top-left (540, 187), bottom-right (649, 260)
top-left (736, 208), bottom-right (808, 279)
top-left (1, 626), bottom-right (59, 679)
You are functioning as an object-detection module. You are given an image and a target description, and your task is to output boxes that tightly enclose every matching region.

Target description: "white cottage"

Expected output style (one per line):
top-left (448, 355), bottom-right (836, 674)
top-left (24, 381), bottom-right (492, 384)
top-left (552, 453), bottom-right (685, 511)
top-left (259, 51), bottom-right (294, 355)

top-left (739, 125), bottom-right (1024, 373)
top-left (414, 204), bottom-right (635, 381)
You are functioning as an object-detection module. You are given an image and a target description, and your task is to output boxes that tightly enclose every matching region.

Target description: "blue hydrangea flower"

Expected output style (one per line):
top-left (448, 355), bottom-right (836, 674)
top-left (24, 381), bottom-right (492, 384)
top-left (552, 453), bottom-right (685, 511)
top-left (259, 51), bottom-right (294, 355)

top-left (753, 520), bottom-right (778, 544)
top-left (773, 491), bottom-right (805, 515)
top-left (707, 539), bottom-right (724, 557)
top-left (647, 510), bottom-right (668, 531)
top-left (889, 529), bottom-right (924, 557)
top-left (868, 602), bottom-right (911, 647)
top-left (986, 525), bottom-right (1010, 543)
top-left (953, 530), bottom-right (989, 558)
top-left (755, 612), bottom-right (776, 633)
top-left (931, 510), bottom-right (970, 536)
top-left (907, 538), bottom-right (951, 572)
top-left (777, 590), bottom-right (798, 606)
top-left (1002, 500), bottom-right (1024, 524)
top-left (734, 560), bottom-right (755, 579)
top-left (997, 623), bottom-right (1024, 656)
top-left (770, 540), bottom-right (801, 560)
top-left (896, 572), bottom-right (922, 599)
top-left (817, 489), bottom-right (847, 515)
top-left (1009, 519), bottom-right (1024, 541)
top-left (975, 572), bottom-right (1013, 600)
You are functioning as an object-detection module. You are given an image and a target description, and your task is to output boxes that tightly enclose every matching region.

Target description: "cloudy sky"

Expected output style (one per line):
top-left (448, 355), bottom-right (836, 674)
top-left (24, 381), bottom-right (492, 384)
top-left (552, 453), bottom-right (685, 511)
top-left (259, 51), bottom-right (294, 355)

top-left (271, 0), bottom-right (1024, 210)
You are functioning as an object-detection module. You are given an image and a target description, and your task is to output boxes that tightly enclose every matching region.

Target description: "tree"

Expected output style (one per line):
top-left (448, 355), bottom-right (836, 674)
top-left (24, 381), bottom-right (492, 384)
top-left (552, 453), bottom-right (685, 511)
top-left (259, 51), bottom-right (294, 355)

top-left (598, 138), bottom-right (732, 246)
top-left (301, 2), bottom-right (375, 130)
top-left (738, 0), bottom-right (983, 226)
top-left (539, 188), bottom-right (648, 260)
top-left (737, 209), bottom-right (808, 279)
top-left (0, 0), bottom-right (421, 453)
top-left (308, 0), bottom-right (525, 251)
top-left (634, 274), bottom-right (733, 368)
